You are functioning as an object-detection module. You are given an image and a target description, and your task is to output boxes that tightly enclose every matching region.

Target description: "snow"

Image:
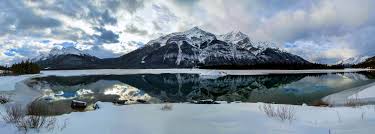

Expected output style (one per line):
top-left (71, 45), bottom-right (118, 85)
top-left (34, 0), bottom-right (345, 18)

top-left (72, 100), bottom-right (87, 105)
top-left (1, 102), bottom-right (375, 134)
top-left (217, 31), bottom-right (251, 46)
top-left (141, 27), bottom-right (311, 66)
top-left (50, 47), bottom-right (88, 56)
top-left (337, 56), bottom-right (371, 65)
top-left (146, 27), bottom-right (215, 48)
top-left (349, 84), bottom-right (375, 99)
top-left (0, 74), bottom-right (39, 91)
top-left (323, 82), bottom-right (375, 106)
top-left (32, 46), bottom-right (89, 62)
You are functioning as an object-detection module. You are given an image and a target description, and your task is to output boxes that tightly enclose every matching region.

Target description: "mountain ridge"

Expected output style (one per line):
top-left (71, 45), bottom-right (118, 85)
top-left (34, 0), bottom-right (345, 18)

top-left (111, 27), bottom-right (310, 68)
top-left (33, 27), bottom-right (313, 69)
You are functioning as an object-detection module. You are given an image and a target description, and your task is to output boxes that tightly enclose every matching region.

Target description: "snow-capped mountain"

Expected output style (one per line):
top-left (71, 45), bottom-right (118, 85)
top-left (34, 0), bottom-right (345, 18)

top-left (355, 56), bottom-right (375, 68)
top-left (33, 47), bottom-right (102, 70)
top-left (32, 47), bottom-right (90, 61)
top-left (114, 27), bottom-right (310, 68)
top-left (147, 27), bottom-right (216, 48)
top-left (336, 55), bottom-right (370, 65)
top-left (32, 27), bottom-right (311, 69)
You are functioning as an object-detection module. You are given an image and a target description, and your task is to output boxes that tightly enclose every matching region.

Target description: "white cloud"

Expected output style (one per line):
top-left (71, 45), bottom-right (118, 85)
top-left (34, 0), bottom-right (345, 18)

top-left (1, 0), bottom-right (375, 65)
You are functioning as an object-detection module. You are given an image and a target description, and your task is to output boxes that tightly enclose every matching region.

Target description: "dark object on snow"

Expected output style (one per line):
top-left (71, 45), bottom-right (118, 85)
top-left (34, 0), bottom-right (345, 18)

top-left (71, 100), bottom-right (87, 109)
top-left (136, 99), bottom-right (147, 104)
top-left (311, 100), bottom-right (330, 107)
top-left (93, 103), bottom-right (100, 110)
top-left (43, 96), bottom-right (53, 101)
top-left (0, 94), bottom-right (10, 104)
top-left (113, 100), bottom-right (128, 105)
top-left (0, 99), bottom-right (9, 104)
top-left (193, 99), bottom-right (220, 104)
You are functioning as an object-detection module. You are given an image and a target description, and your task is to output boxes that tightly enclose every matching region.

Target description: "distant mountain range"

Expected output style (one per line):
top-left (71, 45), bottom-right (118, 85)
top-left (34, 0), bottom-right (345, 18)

top-left (33, 27), bottom-right (312, 69)
top-left (33, 47), bottom-right (103, 70)
top-left (354, 56), bottom-right (375, 69)
top-left (336, 55), bottom-right (371, 65)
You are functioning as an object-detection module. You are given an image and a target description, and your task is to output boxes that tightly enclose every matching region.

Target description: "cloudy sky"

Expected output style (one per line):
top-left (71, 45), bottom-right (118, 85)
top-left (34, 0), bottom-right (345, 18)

top-left (0, 0), bottom-right (374, 65)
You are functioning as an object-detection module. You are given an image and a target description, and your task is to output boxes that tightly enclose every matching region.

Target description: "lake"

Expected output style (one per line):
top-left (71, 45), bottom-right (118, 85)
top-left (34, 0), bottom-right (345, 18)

top-left (26, 71), bottom-right (375, 114)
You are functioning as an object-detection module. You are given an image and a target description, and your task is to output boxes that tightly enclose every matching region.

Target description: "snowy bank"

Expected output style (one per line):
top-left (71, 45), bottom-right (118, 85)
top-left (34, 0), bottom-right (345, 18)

top-left (0, 74), bottom-right (40, 91)
top-left (1, 102), bottom-right (375, 134)
top-left (323, 82), bottom-right (375, 106)
top-left (349, 84), bottom-right (375, 99)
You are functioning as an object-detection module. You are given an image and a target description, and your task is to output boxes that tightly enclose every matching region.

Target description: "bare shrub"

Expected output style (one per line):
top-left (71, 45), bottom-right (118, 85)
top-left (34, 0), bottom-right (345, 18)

top-left (259, 103), bottom-right (276, 117)
top-left (1, 104), bottom-right (25, 123)
top-left (361, 111), bottom-right (366, 120)
top-left (345, 94), bottom-right (365, 107)
top-left (335, 110), bottom-right (342, 123)
top-left (16, 100), bottom-right (57, 132)
top-left (345, 99), bottom-right (364, 107)
top-left (1, 100), bottom-right (58, 132)
top-left (161, 103), bottom-right (173, 111)
top-left (16, 114), bottom-right (57, 132)
top-left (0, 93), bottom-right (10, 104)
top-left (259, 103), bottom-right (296, 122)
top-left (27, 100), bottom-right (53, 115)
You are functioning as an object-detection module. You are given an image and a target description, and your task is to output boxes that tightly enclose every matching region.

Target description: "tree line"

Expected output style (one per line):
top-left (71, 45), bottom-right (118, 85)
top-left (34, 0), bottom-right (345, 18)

top-left (8, 61), bottom-right (41, 74)
top-left (0, 65), bottom-right (8, 70)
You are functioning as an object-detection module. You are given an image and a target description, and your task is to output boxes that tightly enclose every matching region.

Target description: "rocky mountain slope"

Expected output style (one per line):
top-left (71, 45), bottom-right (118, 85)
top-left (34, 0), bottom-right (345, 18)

top-left (337, 55), bottom-right (370, 65)
top-left (355, 56), bottom-right (375, 68)
top-left (33, 27), bottom-right (311, 69)
top-left (112, 27), bottom-right (310, 68)
top-left (33, 47), bottom-right (102, 70)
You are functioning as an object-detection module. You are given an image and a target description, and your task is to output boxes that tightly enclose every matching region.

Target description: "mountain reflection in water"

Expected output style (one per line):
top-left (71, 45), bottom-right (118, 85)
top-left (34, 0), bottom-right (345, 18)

top-left (26, 72), bottom-right (375, 115)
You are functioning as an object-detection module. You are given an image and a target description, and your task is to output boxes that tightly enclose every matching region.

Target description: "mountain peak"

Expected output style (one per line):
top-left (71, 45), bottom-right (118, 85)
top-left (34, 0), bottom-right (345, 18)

top-left (183, 26), bottom-right (209, 35)
top-left (337, 55), bottom-right (370, 65)
top-left (189, 26), bottom-right (201, 31)
top-left (32, 46), bottom-right (89, 62)
top-left (229, 30), bottom-right (246, 36)
top-left (49, 46), bottom-right (88, 57)
top-left (146, 26), bottom-right (216, 47)
top-left (217, 30), bottom-right (250, 44)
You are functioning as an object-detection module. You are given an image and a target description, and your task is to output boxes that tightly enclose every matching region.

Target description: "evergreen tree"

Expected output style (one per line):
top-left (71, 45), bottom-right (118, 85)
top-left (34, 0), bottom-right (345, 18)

top-left (10, 60), bottom-right (41, 74)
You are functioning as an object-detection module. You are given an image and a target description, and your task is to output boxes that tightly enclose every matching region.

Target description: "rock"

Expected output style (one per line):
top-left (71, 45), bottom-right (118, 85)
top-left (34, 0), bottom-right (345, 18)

top-left (43, 96), bottom-right (53, 101)
top-left (93, 103), bottom-right (100, 110)
top-left (194, 99), bottom-right (220, 104)
top-left (311, 100), bottom-right (330, 107)
top-left (71, 100), bottom-right (87, 109)
top-left (136, 99), bottom-right (147, 104)
top-left (113, 100), bottom-right (128, 105)
top-left (215, 101), bottom-right (228, 104)
top-left (231, 101), bottom-right (243, 103)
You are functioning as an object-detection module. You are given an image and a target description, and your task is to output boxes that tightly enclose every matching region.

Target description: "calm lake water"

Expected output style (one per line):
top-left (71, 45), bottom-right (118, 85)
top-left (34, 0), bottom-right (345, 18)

top-left (26, 71), bottom-right (375, 114)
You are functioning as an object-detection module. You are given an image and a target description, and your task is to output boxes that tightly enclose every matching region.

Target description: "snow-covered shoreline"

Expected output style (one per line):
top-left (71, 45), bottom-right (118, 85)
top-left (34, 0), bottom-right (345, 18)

top-left (1, 69), bottom-right (375, 134)
top-left (323, 82), bottom-right (375, 106)
top-left (2, 102), bottom-right (375, 134)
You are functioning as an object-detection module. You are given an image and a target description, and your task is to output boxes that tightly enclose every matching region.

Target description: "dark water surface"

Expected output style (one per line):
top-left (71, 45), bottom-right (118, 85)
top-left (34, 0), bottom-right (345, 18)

top-left (27, 71), bottom-right (375, 114)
